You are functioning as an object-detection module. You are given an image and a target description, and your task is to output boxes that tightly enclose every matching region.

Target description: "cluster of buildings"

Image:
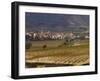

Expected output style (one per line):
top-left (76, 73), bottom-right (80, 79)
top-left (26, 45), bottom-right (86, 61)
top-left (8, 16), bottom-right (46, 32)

top-left (26, 31), bottom-right (65, 40)
top-left (26, 31), bottom-right (89, 41)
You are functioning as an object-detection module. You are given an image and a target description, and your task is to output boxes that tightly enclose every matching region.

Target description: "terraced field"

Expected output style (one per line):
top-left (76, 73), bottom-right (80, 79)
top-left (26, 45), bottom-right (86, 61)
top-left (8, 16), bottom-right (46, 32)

top-left (25, 40), bottom-right (89, 68)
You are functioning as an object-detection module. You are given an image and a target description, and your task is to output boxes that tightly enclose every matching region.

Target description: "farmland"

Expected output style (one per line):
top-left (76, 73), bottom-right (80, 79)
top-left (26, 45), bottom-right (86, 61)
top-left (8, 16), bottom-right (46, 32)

top-left (25, 39), bottom-right (89, 68)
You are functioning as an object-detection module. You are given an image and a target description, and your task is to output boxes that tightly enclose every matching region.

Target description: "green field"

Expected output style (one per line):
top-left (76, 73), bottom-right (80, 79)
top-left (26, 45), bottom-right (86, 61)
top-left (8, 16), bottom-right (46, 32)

top-left (25, 39), bottom-right (89, 68)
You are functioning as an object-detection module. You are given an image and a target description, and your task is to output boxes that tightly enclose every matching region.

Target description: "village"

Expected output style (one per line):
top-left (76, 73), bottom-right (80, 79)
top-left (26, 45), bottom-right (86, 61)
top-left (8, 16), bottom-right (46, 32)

top-left (25, 31), bottom-right (89, 41)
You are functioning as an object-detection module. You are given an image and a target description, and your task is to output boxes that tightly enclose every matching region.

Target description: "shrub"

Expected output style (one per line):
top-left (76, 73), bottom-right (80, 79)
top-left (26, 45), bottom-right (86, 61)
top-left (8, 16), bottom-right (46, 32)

top-left (43, 45), bottom-right (47, 49)
top-left (26, 42), bottom-right (32, 49)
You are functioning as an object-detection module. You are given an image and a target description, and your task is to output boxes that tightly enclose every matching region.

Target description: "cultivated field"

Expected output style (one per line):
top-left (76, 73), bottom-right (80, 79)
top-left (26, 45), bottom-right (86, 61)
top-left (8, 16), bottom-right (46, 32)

top-left (25, 40), bottom-right (89, 68)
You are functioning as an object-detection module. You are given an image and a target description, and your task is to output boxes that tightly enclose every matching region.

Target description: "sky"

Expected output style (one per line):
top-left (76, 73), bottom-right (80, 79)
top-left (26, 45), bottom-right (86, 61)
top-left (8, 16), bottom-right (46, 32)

top-left (25, 12), bottom-right (89, 32)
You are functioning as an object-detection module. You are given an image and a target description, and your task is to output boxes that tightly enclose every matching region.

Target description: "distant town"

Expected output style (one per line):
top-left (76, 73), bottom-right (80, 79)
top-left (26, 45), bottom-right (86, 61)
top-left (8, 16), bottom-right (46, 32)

top-left (26, 30), bottom-right (89, 41)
